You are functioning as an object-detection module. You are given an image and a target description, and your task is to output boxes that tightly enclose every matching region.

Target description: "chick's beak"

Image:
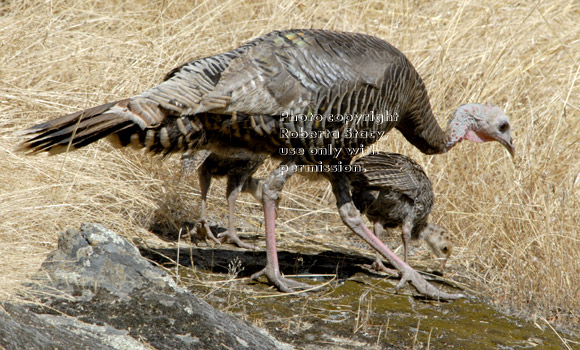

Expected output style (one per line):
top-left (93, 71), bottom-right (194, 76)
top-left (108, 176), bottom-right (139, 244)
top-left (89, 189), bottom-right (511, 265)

top-left (439, 258), bottom-right (447, 271)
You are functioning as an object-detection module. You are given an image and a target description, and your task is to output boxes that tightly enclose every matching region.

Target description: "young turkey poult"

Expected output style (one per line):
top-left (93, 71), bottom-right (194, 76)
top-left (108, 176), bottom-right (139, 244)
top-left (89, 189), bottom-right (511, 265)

top-left (351, 152), bottom-right (452, 273)
top-left (181, 150), bottom-right (264, 249)
top-left (18, 29), bottom-right (515, 299)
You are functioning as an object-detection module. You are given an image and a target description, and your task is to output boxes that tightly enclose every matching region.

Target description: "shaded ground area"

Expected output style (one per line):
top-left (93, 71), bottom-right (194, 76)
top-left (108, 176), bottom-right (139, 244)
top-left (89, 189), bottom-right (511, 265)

top-left (142, 241), bottom-right (580, 349)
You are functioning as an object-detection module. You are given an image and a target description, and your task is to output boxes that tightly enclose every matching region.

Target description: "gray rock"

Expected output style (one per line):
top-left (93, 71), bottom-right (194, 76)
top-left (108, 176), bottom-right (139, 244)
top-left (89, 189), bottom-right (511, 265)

top-left (0, 302), bottom-right (118, 350)
top-left (40, 223), bottom-right (181, 300)
top-left (0, 223), bottom-right (292, 350)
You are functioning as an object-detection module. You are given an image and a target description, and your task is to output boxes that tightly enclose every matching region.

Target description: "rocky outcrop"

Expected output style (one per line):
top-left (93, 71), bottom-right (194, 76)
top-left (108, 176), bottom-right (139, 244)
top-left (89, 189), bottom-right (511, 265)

top-left (0, 223), bottom-right (292, 350)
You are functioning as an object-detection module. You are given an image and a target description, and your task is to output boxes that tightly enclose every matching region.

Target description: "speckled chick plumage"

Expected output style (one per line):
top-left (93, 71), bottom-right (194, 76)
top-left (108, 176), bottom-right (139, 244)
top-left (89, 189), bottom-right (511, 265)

top-left (351, 152), bottom-right (452, 267)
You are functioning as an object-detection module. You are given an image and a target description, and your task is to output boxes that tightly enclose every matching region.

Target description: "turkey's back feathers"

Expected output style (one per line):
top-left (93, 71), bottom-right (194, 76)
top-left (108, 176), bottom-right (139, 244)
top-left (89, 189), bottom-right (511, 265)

top-left (19, 29), bottom-right (446, 159)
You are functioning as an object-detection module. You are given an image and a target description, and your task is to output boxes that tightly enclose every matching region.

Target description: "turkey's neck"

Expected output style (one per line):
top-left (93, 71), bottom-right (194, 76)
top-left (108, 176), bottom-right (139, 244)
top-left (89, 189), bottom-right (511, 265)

top-left (442, 108), bottom-right (479, 153)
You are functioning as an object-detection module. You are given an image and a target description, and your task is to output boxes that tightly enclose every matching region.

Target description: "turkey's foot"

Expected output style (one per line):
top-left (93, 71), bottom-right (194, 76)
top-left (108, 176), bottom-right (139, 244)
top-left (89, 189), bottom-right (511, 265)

top-left (217, 230), bottom-right (257, 250)
top-left (366, 258), bottom-right (400, 276)
top-left (194, 220), bottom-right (221, 245)
top-left (395, 263), bottom-right (466, 300)
top-left (250, 268), bottom-right (317, 293)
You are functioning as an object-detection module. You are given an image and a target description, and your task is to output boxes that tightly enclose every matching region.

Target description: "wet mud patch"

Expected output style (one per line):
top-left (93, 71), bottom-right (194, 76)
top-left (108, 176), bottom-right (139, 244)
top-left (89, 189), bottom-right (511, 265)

top-left (141, 245), bottom-right (580, 349)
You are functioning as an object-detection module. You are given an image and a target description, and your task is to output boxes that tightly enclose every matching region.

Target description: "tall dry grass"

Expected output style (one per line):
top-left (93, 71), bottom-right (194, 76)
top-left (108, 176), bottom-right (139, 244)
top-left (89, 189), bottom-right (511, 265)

top-left (1, 0), bottom-right (579, 331)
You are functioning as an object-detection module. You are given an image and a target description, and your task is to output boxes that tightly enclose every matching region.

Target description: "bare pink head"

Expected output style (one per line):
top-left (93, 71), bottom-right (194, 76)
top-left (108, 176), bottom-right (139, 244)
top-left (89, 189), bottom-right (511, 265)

top-left (445, 103), bottom-right (515, 157)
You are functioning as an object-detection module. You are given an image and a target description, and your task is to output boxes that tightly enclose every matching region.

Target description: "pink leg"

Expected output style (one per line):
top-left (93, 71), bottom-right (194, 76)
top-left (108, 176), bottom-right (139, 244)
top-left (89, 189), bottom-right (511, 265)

top-left (370, 221), bottom-right (399, 275)
top-left (329, 173), bottom-right (465, 300)
top-left (250, 162), bottom-right (313, 292)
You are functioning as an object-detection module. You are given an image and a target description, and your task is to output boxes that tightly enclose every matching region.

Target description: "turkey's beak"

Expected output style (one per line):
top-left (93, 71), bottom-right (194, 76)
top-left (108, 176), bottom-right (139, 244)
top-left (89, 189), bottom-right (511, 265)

top-left (500, 136), bottom-right (515, 158)
top-left (439, 258), bottom-right (447, 271)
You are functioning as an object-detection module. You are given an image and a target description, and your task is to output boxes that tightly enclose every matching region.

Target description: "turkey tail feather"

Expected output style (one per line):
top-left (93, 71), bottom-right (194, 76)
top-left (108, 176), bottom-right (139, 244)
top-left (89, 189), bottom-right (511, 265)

top-left (17, 100), bottom-right (133, 154)
top-left (16, 97), bottom-right (202, 155)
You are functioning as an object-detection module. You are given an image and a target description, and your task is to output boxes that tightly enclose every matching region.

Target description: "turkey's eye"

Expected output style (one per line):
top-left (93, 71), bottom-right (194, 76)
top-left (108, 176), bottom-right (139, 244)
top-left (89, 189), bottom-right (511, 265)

top-left (442, 246), bottom-right (449, 253)
top-left (499, 122), bottom-right (509, 133)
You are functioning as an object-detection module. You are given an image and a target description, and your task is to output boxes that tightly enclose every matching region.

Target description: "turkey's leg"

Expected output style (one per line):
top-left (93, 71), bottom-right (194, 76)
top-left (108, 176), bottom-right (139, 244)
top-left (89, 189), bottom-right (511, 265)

top-left (370, 221), bottom-right (399, 275)
top-left (195, 165), bottom-right (221, 244)
top-left (328, 172), bottom-right (465, 300)
top-left (216, 176), bottom-right (257, 249)
top-left (401, 220), bottom-right (412, 263)
top-left (250, 161), bottom-right (313, 292)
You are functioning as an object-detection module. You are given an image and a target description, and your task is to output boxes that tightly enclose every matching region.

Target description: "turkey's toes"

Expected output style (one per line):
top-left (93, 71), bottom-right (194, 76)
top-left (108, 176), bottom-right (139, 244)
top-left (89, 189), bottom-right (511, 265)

top-left (250, 268), bottom-right (318, 293)
top-left (217, 230), bottom-right (257, 250)
top-left (395, 271), bottom-right (411, 291)
top-left (249, 268), bottom-right (265, 282)
top-left (368, 258), bottom-right (400, 276)
top-left (395, 265), bottom-right (466, 300)
top-left (195, 220), bottom-right (221, 245)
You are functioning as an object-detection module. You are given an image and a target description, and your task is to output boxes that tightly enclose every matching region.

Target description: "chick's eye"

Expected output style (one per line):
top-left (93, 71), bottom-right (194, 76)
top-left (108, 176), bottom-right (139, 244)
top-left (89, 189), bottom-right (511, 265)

top-left (442, 246), bottom-right (448, 253)
top-left (499, 122), bottom-right (509, 133)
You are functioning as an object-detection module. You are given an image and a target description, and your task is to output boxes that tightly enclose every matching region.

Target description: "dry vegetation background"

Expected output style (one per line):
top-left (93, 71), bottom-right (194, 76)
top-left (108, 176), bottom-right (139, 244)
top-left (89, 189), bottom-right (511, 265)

top-left (1, 0), bottom-right (579, 333)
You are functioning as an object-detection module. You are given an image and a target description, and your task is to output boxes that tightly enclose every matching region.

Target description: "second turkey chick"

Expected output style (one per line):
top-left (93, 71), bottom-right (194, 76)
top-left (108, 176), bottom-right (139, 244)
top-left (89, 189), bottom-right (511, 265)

top-left (183, 150), bottom-right (265, 249)
top-left (350, 152), bottom-right (452, 271)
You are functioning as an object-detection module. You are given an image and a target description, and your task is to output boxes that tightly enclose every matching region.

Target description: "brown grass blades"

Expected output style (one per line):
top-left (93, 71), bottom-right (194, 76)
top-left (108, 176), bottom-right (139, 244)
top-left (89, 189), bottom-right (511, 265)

top-left (0, 0), bottom-right (579, 332)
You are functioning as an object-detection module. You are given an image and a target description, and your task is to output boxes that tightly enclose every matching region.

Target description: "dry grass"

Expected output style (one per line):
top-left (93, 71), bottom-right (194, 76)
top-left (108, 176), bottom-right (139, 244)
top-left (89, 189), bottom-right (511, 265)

top-left (1, 0), bottom-right (579, 332)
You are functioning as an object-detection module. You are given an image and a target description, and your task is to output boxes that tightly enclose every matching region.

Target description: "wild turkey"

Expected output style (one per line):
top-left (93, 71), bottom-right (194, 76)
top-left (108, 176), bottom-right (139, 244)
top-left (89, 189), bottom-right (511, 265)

top-left (18, 29), bottom-right (515, 299)
top-left (351, 152), bottom-right (452, 272)
top-left (181, 149), bottom-right (264, 249)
